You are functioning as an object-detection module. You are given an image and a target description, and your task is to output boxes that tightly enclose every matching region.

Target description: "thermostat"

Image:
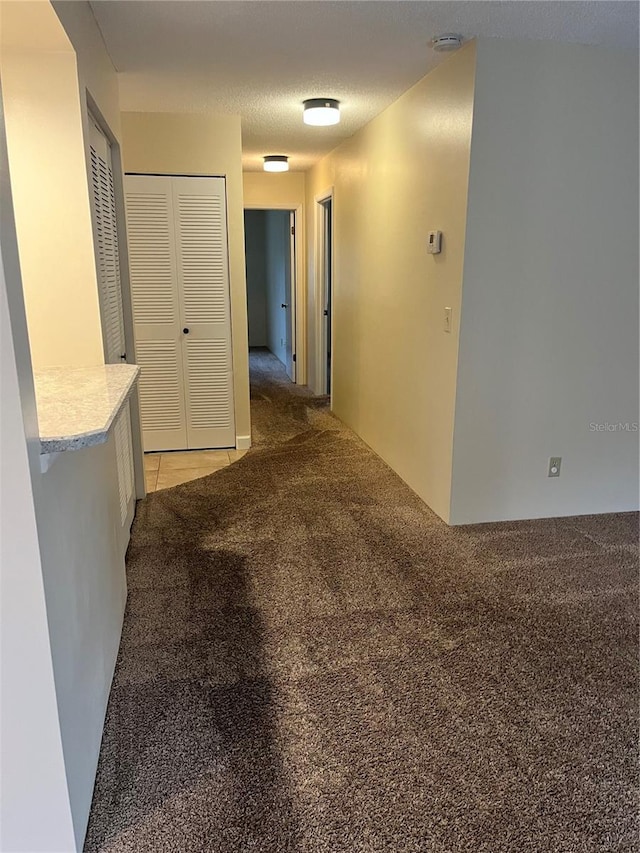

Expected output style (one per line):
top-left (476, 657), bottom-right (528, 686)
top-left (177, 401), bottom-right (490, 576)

top-left (427, 231), bottom-right (442, 254)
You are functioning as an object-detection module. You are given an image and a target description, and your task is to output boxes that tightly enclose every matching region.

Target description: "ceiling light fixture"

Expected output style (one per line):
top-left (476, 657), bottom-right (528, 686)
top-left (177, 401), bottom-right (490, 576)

top-left (263, 155), bottom-right (289, 172)
top-left (432, 34), bottom-right (464, 51)
top-left (303, 98), bottom-right (340, 126)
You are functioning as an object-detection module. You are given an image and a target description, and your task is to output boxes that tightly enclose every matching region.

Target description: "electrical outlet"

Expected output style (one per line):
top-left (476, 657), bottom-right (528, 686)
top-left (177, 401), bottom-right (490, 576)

top-left (548, 457), bottom-right (561, 478)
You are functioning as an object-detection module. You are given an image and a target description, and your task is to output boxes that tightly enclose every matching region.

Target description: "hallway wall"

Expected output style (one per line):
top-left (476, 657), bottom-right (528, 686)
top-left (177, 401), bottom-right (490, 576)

top-left (450, 39), bottom-right (639, 523)
top-left (306, 43), bottom-right (477, 523)
top-left (1, 3), bottom-right (132, 849)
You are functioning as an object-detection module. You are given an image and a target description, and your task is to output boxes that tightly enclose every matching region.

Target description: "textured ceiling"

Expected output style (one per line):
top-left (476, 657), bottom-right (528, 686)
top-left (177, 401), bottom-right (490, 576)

top-left (87, 0), bottom-right (639, 171)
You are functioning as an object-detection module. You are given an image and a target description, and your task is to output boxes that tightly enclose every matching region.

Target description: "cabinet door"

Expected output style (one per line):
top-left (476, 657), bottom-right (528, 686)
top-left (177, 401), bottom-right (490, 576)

top-left (172, 177), bottom-right (236, 449)
top-left (125, 175), bottom-right (187, 451)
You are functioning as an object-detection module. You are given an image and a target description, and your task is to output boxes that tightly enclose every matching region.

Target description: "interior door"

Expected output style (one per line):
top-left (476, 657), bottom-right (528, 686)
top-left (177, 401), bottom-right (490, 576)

top-left (125, 174), bottom-right (235, 451)
top-left (172, 177), bottom-right (235, 449)
top-left (284, 211), bottom-right (296, 381)
top-left (322, 198), bottom-right (332, 396)
top-left (125, 175), bottom-right (187, 451)
top-left (88, 118), bottom-right (135, 542)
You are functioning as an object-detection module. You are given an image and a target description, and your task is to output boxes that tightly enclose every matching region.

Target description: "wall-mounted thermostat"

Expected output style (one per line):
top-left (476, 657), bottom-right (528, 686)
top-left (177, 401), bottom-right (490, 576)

top-left (427, 231), bottom-right (442, 254)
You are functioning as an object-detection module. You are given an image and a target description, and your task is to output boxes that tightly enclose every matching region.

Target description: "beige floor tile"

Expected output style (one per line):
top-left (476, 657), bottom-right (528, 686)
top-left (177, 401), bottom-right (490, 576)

top-left (155, 465), bottom-right (224, 490)
top-left (159, 450), bottom-right (231, 471)
top-left (144, 453), bottom-right (161, 472)
top-left (228, 449), bottom-right (249, 462)
top-left (145, 470), bottom-right (158, 492)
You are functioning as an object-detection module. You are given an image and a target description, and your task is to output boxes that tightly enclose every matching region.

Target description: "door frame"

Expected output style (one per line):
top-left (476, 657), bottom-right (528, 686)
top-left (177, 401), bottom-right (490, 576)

top-left (314, 188), bottom-right (334, 400)
top-left (244, 203), bottom-right (306, 386)
top-left (83, 95), bottom-right (146, 505)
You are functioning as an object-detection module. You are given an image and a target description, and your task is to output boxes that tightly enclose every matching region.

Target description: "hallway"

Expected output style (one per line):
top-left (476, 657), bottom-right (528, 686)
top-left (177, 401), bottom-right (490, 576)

top-left (85, 351), bottom-right (638, 852)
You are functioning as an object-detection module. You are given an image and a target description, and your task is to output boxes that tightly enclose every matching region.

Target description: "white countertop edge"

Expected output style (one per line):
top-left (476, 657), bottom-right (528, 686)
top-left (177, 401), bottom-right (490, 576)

top-left (38, 365), bottom-right (140, 455)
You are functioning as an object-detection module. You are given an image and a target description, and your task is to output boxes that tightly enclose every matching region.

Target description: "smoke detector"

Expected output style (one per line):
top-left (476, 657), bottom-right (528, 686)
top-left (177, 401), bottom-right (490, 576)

top-left (432, 34), bottom-right (464, 52)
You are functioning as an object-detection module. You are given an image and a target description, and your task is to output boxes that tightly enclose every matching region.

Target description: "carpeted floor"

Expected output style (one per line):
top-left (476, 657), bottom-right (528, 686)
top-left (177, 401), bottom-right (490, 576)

top-left (85, 348), bottom-right (639, 853)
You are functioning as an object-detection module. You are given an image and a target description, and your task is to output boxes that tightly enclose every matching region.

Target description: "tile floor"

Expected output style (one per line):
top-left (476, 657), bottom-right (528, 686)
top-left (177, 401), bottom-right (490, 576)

top-left (144, 448), bottom-right (248, 492)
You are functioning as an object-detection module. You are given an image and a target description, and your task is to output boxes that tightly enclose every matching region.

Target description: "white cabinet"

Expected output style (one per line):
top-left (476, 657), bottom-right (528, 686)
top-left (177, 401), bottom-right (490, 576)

top-left (125, 175), bottom-right (235, 451)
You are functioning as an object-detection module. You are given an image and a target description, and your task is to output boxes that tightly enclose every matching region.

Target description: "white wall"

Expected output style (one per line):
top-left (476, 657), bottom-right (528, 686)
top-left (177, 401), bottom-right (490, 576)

top-left (244, 210), bottom-right (268, 346)
top-left (305, 44), bottom-right (477, 522)
top-left (31, 438), bottom-right (127, 849)
top-left (450, 40), bottom-right (640, 523)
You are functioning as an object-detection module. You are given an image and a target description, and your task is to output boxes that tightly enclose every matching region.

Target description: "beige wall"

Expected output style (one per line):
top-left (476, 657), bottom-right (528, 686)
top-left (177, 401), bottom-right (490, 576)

top-left (1, 4), bottom-right (136, 848)
top-left (305, 43), bottom-right (477, 522)
top-left (1, 82), bottom-right (77, 851)
top-left (450, 39), bottom-right (639, 523)
top-left (122, 112), bottom-right (251, 443)
top-left (52, 0), bottom-right (121, 141)
top-left (0, 1), bottom-right (105, 368)
top-left (243, 171), bottom-right (306, 208)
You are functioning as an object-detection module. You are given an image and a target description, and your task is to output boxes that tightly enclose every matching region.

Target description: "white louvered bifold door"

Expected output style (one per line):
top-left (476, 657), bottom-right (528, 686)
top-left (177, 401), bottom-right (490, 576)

top-left (89, 118), bottom-right (135, 540)
top-left (172, 177), bottom-right (235, 449)
top-left (125, 175), bottom-right (187, 451)
top-left (125, 175), bottom-right (235, 451)
top-left (89, 120), bottom-right (126, 363)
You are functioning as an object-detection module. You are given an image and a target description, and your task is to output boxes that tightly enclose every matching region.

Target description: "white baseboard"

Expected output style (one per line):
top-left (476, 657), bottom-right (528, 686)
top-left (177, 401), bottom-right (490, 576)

top-left (235, 435), bottom-right (252, 450)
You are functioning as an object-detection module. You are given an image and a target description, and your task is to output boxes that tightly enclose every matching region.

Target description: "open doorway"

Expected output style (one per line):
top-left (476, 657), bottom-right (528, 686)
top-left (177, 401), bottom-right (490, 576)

top-left (316, 192), bottom-right (333, 397)
top-left (244, 208), bottom-right (297, 381)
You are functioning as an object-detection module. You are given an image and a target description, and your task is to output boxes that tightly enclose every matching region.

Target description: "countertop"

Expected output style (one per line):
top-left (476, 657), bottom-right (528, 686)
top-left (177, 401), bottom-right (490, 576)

top-left (34, 364), bottom-right (140, 454)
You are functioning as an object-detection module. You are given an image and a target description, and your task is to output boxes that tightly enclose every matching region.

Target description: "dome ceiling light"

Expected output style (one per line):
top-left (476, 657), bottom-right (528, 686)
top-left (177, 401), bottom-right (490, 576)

top-left (263, 155), bottom-right (289, 172)
top-left (303, 98), bottom-right (340, 126)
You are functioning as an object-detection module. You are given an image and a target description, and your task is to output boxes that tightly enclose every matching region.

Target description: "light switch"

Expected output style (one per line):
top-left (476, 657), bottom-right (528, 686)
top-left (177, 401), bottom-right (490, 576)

top-left (444, 307), bottom-right (452, 333)
top-left (427, 231), bottom-right (442, 254)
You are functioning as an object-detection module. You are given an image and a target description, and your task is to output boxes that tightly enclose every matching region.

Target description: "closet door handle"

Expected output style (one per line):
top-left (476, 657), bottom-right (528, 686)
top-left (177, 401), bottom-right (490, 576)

top-left (183, 327), bottom-right (190, 334)
top-left (281, 303), bottom-right (288, 309)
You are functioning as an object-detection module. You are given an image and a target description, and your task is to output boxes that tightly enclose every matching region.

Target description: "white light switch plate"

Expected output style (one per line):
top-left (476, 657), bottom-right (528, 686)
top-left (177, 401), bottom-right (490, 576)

top-left (444, 307), bottom-right (452, 333)
top-left (427, 231), bottom-right (442, 254)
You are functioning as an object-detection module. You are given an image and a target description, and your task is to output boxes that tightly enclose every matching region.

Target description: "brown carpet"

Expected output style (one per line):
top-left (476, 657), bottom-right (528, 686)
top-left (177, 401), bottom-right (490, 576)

top-left (85, 348), bottom-right (639, 853)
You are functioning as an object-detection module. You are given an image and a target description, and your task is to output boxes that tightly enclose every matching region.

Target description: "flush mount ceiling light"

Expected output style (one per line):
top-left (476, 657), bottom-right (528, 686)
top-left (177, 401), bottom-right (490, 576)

top-left (303, 98), bottom-right (340, 126)
top-left (432, 33), bottom-right (464, 51)
top-left (263, 155), bottom-right (289, 172)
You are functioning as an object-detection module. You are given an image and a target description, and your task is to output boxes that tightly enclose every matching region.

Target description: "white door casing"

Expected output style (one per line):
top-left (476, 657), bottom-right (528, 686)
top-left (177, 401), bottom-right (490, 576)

top-left (284, 211), bottom-right (296, 382)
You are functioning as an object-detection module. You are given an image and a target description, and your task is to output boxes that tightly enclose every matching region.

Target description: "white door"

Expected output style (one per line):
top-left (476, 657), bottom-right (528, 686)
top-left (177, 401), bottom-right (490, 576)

top-left (125, 175), bottom-right (235, 451)
top-left (88, 118), bottom-right (135, 543)
top-left (284, 211), bottom-right (296, 381)
top-left (125, 175), bottom-right (186, 451)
